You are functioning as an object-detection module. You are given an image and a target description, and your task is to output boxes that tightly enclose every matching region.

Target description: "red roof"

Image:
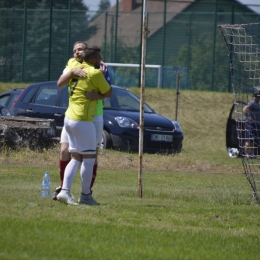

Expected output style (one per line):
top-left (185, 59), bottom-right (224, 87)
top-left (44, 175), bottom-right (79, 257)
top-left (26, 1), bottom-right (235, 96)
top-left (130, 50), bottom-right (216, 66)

top-left (85, 0), bottom-right (195, 47)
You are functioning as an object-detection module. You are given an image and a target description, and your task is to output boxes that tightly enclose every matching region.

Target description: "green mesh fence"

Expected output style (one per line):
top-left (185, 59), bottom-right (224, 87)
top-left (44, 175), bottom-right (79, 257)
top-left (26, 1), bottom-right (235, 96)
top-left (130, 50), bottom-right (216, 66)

top-left (0, 0), bottom-right (260, 91)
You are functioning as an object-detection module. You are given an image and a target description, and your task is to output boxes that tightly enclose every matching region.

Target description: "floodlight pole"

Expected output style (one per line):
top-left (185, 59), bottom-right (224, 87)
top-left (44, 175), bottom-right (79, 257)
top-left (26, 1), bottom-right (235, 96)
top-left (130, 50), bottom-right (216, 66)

top-left (138, 0), bottom-right (148, 199)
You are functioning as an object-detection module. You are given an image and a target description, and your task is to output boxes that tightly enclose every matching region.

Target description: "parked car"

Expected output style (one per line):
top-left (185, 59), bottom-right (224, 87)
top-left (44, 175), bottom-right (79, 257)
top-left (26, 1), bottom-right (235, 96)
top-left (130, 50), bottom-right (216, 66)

top-left (11, 81), bottom-right (68, 134)
top-left (0, 104), bottom-right (11, 117)
top-left (0, 88), bottom-right (24, 111)
top-left (226, 101), bottom-right (246, 158)
top-left (11, 81), bottom-right (184, 153)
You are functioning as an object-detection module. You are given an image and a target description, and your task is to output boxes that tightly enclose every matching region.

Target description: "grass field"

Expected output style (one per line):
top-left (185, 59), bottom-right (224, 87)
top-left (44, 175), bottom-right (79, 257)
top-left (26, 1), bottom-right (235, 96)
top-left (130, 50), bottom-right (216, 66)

top-left (0, 83), bottom-right (259, 259)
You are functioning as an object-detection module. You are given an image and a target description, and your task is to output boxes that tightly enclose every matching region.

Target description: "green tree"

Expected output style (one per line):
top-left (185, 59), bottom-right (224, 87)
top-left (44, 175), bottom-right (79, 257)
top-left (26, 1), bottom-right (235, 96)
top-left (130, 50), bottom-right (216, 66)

top-left (89, 0), bottom-right (111, 22)
top-left (99, 0), bottom-right (111, 11)
top-left (24, 0), bottom-right (89, 81)
top-left (0, 0), bottom-right (87, 9)
top-left (0, 0), bottom-right (89, 82)
top-left (0, 0), bottom-right (36, 8)
top-left (169, 32), bottom-right (230, 91)
top-left (101, 37), bottom-right (141, 87)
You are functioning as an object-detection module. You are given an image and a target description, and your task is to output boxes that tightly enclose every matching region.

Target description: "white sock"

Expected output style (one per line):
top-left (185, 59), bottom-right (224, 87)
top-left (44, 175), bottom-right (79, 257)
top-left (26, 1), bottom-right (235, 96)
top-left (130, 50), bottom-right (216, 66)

top-left (80, 158), bottom-right (95, 195)
top-left (62, 159), bottom-right (81, 190)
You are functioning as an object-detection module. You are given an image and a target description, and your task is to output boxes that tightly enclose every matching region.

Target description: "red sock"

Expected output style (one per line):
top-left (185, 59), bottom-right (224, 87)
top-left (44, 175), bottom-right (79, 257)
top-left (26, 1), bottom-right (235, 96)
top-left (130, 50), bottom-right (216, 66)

top-left (59, 159), bottom-right (70, 187)
top-left (91, 164), bottom-right (98, 188)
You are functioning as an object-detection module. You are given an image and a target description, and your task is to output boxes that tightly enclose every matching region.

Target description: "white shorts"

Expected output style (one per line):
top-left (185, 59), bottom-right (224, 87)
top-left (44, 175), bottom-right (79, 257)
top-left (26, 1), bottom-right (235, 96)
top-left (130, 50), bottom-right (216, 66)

top-left (64, 117), bottom-right (96, 155)
top-left (60, 126), bottom-right (69, 144)
top-left (61, 117), bottom-right (103, 148)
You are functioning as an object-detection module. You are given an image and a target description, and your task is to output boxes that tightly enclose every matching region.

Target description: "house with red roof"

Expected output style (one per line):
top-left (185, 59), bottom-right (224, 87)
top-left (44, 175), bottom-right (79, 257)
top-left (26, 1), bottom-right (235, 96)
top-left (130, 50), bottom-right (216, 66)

top-left (85, 0), bottom-right (260, 89)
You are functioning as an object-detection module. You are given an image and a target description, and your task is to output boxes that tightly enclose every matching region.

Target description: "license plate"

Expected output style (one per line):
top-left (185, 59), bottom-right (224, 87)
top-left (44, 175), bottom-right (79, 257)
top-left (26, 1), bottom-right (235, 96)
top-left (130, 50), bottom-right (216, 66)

top-left (151, 134), bottom-right (173, 142)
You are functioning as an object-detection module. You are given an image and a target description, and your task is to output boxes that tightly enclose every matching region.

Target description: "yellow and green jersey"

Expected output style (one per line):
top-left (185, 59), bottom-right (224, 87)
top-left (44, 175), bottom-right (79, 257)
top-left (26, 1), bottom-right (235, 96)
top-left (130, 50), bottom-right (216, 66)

top-left (65, 61), bottom-right (111, 121)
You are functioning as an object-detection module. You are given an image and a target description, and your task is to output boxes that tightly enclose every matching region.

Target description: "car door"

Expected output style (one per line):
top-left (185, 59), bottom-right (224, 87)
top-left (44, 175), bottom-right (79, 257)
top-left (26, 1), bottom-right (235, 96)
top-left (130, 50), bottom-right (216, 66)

top-left (53, 86), bottom-right (68, 132)
top-left (21, 82), bottom-right (59, 121)
top-left (226, 101), bottom-right (246, 156)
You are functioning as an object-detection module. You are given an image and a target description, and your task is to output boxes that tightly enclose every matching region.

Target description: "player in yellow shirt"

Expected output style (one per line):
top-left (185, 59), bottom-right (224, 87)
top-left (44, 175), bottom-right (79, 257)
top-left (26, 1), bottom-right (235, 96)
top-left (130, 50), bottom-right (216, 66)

top-left (52, 41), bottom-right (110, 201)
top-left (57, 45), bottom-right (112, 205)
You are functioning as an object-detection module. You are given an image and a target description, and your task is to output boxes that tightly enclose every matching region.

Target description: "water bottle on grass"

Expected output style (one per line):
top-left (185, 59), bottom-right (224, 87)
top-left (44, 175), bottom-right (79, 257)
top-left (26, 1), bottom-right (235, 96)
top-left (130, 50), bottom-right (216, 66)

top-left (40, 171), bottom-right (51, 198)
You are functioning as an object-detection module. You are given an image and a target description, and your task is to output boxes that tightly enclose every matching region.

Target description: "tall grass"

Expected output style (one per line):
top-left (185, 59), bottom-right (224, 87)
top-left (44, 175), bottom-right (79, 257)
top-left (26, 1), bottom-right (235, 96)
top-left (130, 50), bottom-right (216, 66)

top-left (0, 83), bottom-right (258, 260)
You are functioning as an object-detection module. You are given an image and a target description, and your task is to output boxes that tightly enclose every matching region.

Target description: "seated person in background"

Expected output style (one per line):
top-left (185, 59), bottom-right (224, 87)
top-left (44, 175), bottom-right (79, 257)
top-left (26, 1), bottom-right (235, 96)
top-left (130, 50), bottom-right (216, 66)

top-left (243, 90), bottom-right (260, 158)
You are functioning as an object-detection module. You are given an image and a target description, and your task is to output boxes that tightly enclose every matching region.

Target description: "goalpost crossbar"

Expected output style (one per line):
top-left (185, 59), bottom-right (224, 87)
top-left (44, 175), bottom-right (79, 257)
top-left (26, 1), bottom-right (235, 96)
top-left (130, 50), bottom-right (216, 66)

top-left (105, 63), bottom-right (162, 88)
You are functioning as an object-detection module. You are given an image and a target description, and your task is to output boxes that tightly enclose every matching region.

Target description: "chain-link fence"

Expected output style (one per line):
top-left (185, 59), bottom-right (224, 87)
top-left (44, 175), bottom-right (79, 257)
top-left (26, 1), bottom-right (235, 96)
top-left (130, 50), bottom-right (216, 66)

top-left (1, 0), bottom-right (260, 91)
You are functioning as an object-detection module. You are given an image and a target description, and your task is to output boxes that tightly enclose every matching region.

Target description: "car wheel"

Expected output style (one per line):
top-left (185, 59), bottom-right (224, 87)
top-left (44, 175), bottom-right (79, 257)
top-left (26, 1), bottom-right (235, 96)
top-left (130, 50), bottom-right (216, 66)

top-left (101, 130), bottom-right (113, 150)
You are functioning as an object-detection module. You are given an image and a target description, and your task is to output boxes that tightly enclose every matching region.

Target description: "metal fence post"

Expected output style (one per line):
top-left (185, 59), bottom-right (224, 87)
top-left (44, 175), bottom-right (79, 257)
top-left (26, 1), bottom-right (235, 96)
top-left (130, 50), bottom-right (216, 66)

top-left (211, 0), bottom-right (218, 91)
top-left (114, 0), bottom-right (119, 63)
top-left (66, 0), bottom-right (72, 60)
top-left (104, 10), bottom-right (108, 61)
top-left (48, 0), bottom-right (53, 81)
top-left (21, 0), bottom-right (27, 82)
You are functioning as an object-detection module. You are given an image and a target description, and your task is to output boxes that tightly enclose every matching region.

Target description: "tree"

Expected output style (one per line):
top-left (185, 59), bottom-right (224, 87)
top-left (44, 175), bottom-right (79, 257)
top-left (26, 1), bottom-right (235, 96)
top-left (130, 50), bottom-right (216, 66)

top-left (0, 0), bottom-right (37, 8)
top-left (89, 0), bottom-right (111, 22)
top-left (169, 32), bottom-right (230, 91)
top-left (24, 0), bottom-right (89, 81)
top-left (101, 37), bottom-right (141, 87)
top-left (0, 0), bottom-right (89, 82)
top-left (99, 0), bottom-right (111, 11)
top-left (0, 0), bottom-right (88, 9)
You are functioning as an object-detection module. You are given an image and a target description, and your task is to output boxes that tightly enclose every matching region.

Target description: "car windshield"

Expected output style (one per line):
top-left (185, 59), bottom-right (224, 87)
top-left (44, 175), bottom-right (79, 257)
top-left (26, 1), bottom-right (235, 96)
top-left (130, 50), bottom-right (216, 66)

top-left (103, 87), bottom-right (154, 113)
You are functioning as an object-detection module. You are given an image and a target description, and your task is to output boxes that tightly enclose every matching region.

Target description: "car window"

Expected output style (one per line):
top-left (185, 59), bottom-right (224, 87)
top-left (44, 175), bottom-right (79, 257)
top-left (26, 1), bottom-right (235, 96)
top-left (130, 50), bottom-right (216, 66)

top-left (117, 90), bottom-right (140, 110)
top-left (6, 93), bottom-right (21, 110)
top-left (35, 85), bottom-right (59, 106)
top-left (22, 87), bottom-right (37, 103)
top-left (103, 88), bottom-right (153, 113)
top-left (59, 86), bottom-right (69, 108)
top-left (0, 95), bottom-right (9, 106)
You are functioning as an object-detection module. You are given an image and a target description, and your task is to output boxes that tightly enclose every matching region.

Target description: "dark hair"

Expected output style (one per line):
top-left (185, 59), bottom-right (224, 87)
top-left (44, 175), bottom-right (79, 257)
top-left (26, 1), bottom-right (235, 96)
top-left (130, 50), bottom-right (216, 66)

top-left (253, 90), bottom-right (260, 97)
top-left (84, 45), bottom-right (101, 61)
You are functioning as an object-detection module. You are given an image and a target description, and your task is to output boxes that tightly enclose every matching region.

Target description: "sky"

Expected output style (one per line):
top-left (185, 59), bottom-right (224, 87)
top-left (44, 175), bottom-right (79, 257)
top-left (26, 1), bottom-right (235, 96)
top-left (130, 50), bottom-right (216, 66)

top-left (82, 0), bottom-right (260, 14)
top-left (238, 0), bottom-right (260, 13)
top-left (82, 0), bottom-right (118, 11)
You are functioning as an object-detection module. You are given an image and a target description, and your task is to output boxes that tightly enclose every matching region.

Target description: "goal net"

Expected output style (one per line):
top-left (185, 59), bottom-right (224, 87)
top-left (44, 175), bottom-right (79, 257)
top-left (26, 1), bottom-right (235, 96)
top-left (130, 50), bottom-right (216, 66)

top-left (219, 22), bottom-right (260, 203)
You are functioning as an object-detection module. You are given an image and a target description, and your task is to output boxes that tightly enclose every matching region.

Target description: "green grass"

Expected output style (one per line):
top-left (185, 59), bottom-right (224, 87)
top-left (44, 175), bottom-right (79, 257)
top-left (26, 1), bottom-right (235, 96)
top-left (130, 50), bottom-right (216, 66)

top-left (0, 162), bottom-right (259, 259)
top-left (0, 83), bottom-right (260, 259)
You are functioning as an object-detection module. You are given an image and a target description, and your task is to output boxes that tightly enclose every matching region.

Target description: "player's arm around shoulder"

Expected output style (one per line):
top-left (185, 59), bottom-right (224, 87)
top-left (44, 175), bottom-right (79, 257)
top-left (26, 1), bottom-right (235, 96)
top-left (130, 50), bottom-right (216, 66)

top-left (91, 69), bottom-right (112, 98)
top-left (57, 66), bottom-right (87, 88)
top-left (97, 88), bottom-right (112, 99)
top-left (103, 85), bottom-right (112, 98)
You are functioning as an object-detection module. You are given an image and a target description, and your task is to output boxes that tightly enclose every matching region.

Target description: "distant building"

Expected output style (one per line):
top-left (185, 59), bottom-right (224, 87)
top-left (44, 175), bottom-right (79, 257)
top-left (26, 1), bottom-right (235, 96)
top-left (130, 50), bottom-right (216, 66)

top-left (85, 0), bottom-right (260, 64)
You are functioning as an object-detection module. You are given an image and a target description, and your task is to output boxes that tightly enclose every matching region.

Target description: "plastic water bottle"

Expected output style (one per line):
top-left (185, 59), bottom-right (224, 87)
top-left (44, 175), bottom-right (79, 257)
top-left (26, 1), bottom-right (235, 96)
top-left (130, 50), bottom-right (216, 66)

top-left (40, 171), bottom-right (51, 198)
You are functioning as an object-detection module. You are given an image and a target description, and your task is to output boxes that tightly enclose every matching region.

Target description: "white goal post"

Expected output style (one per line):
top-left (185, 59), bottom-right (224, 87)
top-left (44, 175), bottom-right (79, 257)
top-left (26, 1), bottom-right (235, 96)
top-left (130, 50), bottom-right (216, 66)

top-left (105, 63), bottom-right (162, 88)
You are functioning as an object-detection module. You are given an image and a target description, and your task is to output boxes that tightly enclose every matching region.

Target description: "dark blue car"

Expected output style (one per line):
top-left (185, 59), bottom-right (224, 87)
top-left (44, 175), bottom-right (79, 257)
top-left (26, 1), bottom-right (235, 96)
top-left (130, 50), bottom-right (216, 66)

top-left (0, 104), bottom-right (11, 117)
top-left (0, 88), bottom-right (24, 111)
top-left (10, 81), bottom-right (183, 153)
